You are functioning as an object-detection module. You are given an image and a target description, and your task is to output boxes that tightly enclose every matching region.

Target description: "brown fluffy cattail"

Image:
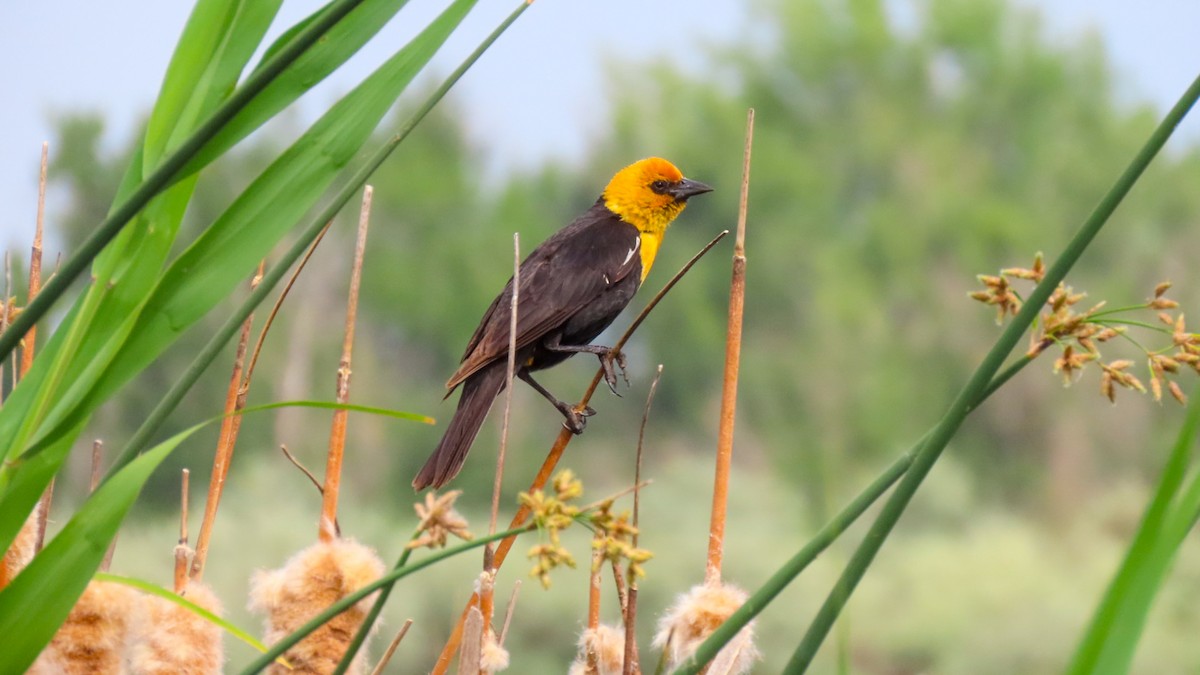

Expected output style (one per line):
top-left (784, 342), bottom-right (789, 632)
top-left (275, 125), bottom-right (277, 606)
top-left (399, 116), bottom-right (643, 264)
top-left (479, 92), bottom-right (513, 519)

top-left (30, 579), bottom-right (139, 674)
top-left (0, 502), bottom-right (41, 590)
top-left (249, 538), bottom-right (384, 674)
top-left (568, 623), bottom-right (625, 675)
top-left (653, 582), bottom-right (759, 674)
top-left (129, 582), bottom-right (224, 674)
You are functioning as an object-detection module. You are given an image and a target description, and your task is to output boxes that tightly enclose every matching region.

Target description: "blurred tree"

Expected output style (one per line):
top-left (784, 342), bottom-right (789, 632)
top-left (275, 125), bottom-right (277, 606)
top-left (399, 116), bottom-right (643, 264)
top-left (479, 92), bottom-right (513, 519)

top-left (583, 0), bottom-right (1200, 512)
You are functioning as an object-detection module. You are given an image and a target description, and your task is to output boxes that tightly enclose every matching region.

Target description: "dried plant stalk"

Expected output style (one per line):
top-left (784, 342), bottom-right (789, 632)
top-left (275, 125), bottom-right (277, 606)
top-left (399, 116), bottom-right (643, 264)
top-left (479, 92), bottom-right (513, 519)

top-left (21, 141), bottom-right (47, 379)
top-left (192, 262), bottom-right (264, 581)
top-left (249, 539), bottom-right (384, 675)
top-left (706, 109), bottom-right (754, 584)
top-left (320, 187), bottom-right (372, 542)
top-left (174, 469), bottom-right (191, 594)
top-left (368, 619), bottom-right (413, 675)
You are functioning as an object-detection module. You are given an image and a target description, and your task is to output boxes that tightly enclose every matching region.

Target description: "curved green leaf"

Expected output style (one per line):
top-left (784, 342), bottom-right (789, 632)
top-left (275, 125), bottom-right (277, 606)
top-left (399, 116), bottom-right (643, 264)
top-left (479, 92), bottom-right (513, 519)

top-left (0, 426), bottom-right (194, 672)
top-left (94, 573), bottom-right (278, 659)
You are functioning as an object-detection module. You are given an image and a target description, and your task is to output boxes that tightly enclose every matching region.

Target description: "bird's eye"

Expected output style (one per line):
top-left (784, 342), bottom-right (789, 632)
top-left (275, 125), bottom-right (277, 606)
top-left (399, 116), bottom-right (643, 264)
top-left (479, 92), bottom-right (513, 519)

top-left (650, 179), bottom-right (669, 193)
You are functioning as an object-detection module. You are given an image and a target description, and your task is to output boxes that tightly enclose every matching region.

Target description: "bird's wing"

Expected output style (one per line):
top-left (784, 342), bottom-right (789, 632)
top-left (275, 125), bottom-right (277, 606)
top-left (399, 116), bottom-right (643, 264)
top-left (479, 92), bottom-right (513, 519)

top-left (448, 205), bottom-right (642, 389)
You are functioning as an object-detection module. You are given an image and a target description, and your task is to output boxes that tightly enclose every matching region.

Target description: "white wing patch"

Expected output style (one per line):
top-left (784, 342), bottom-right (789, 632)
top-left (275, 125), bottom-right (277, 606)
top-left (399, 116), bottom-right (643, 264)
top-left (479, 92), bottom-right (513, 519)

top-left (622, 236), bottom-right (640, 267)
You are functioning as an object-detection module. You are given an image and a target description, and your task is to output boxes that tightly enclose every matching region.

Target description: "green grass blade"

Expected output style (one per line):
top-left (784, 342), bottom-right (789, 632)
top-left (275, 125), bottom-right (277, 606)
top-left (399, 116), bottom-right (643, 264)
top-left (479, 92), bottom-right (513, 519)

top-left (144, 0), bottom-right (282, 170)
top-left (785, 71), bottom-right (1200, 672)
top-left (0, 0), bottom-right (370, 364)
top-left (94, 573), bottom-right (277, 658)
top-left (1067, 391), bottom-right (1200, 674)
top-left (103, 0), bottom-right (525, 484)
top-left (0, 425), bottom-right (198, 672)
top-left (79, 0), bottom-right (479, 415)
top-left (183, 0), bottom-right (413, 173)
top-left (238, 400), bottom-right (435, 425)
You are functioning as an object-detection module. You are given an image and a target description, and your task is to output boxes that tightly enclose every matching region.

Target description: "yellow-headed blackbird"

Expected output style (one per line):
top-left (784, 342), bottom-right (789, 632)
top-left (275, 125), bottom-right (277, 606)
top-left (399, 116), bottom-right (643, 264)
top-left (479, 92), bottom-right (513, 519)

top-left (413, 157), bottom-right (712, 490)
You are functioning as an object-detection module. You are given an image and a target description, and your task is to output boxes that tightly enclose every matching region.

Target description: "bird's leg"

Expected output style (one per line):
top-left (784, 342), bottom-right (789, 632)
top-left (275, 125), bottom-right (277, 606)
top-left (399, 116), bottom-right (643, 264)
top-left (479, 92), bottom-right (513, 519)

top-left (543, 334), bottom-right (628, 396)
top-left (518, 370), bottom-right (595, 434)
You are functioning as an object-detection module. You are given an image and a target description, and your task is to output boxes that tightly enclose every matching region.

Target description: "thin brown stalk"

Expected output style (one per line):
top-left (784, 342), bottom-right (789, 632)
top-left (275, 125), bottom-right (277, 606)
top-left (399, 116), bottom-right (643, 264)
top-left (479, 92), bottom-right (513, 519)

top-left (244, 222), bottom-right (333, 382)
top-left (481, 234), bottom-right (520, 651)
top-left (90, 440), bottom-right (118, 571)
top-left (368, 619), bottom-right (413, 675)
top-left (320, 186), bottom-right (372, 542)
top-left (431, 231), bottom-right (728, 675)
top-left (497, 580), bottom-right (521, 647)
top-left (21, 141), bottom-right (47, 379)
top-left (586, 543), bottom-right (604, 673)
top-left (458, 606), bottom-right (485, 675)
top-left (33, 483), bottom-right (52, 553)
top-left (31, 150), bottom-right (52, 549)
top-left (280, 444), bottom-right (325, 495)
top-left (191, 262), bottom-right (264, 581)
top-left (624, 364), bottom-right (662, 675)
top-left (487, 233), bottom-right (520, 555)
top-left (706, 109), bottom-right (754, 585)
top-left (90, 440), bottom-right (103, 492)
top-left (174, 469), bottom-right (190, 594)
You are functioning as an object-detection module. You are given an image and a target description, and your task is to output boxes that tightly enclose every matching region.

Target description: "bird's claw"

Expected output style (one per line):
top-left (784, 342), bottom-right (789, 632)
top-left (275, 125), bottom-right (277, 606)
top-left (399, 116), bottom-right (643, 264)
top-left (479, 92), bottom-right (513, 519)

top-left (560, 405), bottom-right (596, 435)
top-left (600, 350), bottom-right (630, 396)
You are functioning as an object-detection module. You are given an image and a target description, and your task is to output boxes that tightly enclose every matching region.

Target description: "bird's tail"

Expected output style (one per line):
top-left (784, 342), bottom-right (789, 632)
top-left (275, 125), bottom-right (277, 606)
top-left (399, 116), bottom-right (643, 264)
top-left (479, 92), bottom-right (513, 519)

top-left (413, 362), bottom-right (507, 490)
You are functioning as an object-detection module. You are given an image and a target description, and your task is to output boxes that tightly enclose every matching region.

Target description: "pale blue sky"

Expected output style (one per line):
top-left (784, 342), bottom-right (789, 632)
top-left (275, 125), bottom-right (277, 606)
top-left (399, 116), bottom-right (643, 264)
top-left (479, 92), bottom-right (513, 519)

top-left (1, 0), bottom-right (1197, 250)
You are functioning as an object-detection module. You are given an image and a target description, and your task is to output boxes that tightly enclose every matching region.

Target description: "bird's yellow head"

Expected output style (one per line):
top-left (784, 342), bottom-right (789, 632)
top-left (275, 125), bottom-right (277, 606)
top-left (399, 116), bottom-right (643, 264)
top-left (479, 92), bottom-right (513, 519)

top-left (602, 157), bottom-right (712, 236)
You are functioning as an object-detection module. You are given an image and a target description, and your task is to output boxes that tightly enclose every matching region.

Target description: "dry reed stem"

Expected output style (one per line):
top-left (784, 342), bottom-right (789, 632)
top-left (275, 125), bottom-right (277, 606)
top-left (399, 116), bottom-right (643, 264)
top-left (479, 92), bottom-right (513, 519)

top-left (21, 141), bottom-right (47, 379)
top-left (480, 233), bottom-right (520, 663)
top-left (497, 580), bottom-right (521, 647)
top-left (585, 543), bottom-right (605, 673)
top-left (245, 221), bottom-right (333, 382)
top-left (174, 469), bottom-right (190, 594)
top-left (459, 606), bottom-right (485, 674)
top-left (193, 218), bottom-right (331, 562)
top-left (706, 109), bottom-right (754, 585)
top-left (623, 364), bottom-right (663, 674)
top-left (191, 262), bottom-right (264, 581)
top-left (88, 440), bottom-right (119, 572)
top-left (431, 231), bottom-right (728, 675)
top-left (320, 186), bottom-right (372, 542)
top-left (487, 233), bottom-right (521, 555)
top-left (30, 144), bottom-right (52, 548)
top-left (281, 444), bottom-right (326, 494)
top-left (368, 619), bottom-right (413, 675)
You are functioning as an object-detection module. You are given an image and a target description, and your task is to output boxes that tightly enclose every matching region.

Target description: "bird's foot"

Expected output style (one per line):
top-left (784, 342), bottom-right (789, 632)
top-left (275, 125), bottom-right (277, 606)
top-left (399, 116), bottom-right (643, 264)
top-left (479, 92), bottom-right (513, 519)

top-left (600, 349), bottom-right (629, 396)
top-left (559, 404), bottom-right (596, 434)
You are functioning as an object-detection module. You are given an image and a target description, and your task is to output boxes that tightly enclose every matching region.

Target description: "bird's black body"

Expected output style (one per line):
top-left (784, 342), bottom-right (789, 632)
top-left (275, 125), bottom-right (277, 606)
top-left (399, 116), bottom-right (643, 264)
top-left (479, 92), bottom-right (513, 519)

top-left (413, 201), bottom-right (644, 489)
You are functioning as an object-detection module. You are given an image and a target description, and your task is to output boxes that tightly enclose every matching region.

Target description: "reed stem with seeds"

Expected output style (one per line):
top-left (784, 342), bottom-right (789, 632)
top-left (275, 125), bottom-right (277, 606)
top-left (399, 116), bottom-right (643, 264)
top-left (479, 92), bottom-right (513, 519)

top-left (706, 108), bottom-right (755, 585)
top-left (174, 469), bottom-right (190, 594)
top-left (31, 142), bottom-right (53, 554)
top-left (481, 233), bottom-right (520, 647)
top-left (320, 187), bottom-right (372, 542)
top-left (191, 264), bottom-right (263, 581)
top-left (624, 364), bottom-right (662, 675)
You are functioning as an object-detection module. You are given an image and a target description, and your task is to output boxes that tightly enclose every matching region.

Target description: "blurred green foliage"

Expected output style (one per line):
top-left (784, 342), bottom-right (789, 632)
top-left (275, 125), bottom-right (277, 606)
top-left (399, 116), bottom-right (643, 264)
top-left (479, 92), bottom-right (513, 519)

top-left (31, 0), bottom-right (1200, 670)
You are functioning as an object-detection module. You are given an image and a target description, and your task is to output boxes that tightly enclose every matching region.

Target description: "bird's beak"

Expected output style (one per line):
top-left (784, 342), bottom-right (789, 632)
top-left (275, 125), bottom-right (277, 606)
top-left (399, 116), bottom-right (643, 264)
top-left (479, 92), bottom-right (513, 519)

top-left (668, 178), bottom-right (714, 201)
